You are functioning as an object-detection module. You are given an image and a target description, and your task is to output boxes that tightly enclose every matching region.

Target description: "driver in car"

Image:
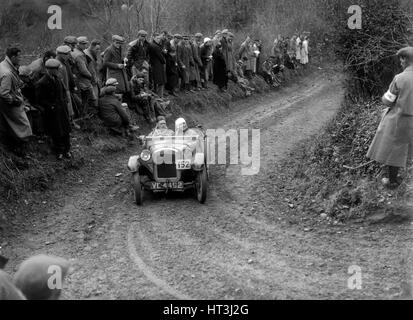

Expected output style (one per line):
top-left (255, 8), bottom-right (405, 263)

top-left (148, 116), bottom-right (174, 138)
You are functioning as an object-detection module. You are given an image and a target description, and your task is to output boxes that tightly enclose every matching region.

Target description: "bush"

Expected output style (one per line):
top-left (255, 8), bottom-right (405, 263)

top-left (330, 0), bottom-right (411, 97)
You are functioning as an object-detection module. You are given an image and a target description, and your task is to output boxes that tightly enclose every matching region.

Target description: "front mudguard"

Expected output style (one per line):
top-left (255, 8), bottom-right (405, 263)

top-left (128, 155), bottom-right (140, 173)
top-left (128, 156), bottom-right (154, 178)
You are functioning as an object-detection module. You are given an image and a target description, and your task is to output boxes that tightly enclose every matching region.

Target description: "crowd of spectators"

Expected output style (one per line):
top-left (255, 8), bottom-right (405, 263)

top-left (0, 29), bottom-right (310, 159)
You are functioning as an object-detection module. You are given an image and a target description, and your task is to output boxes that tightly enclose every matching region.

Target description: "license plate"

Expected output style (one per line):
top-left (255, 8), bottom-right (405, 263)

top-left (176, 160), bottom-right (191, 170)
top-left (151, 182), bottom-right (184, 190)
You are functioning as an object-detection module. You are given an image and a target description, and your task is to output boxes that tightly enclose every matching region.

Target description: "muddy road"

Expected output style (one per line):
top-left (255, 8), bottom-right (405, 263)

top-left (4, 68), bottom-right (413, 299)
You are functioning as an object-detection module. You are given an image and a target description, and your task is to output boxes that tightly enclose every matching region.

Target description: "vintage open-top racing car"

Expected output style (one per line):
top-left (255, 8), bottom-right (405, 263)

top-left (127, 128), bottom-right (208, 205)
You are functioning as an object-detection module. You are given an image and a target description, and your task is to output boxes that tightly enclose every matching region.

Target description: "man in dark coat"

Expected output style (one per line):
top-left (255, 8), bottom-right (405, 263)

top-left (165, 35), bottom-right (180, 96)
top-left (98, 78), bottom-right (139, 136)
top-left (72, 37), bottom-right (97, 117)
top-left (56, 45), bottom-right (76, 121)
top-left (177, 36), bottom-right (195, 93)
top-left (220, 30), bottom-right (235, 77)
top-left (213, 43), bottom-right (228, 92)
top-left (126, 30), bottom-right (150, 78)
top-left (103, 35), bottom-right (130, 96)
top-left (36, 59), bottom-right (71, 160)
top-left (148, 34), bottom-right (167, 98)
top-left (190, 33), bottom-right (203, 91)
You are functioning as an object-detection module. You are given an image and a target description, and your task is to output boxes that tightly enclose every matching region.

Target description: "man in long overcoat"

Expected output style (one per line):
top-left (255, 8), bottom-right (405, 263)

top-left (367, 47), bottom-right (413, 188)
top-left (0, 47), bottom-right (32, 148)
top-left (103, 35), bottom-right (130, 97)
top-left (213, 43), bottom-right (228, 91)
top-left (148, 34), bottom-right (167, 98)
top-left (36, 59), bottom-right (71, 160)
top-left (72, 37), bottom-right (97, 116)
top-left (126, 30), bottom-right (150, 78)
top-left (190, 33), bottom-right (203, 90)
top-left (177, 37), bottom-right (194, 93)
top-left (165, 35), bottom-right (180, 96)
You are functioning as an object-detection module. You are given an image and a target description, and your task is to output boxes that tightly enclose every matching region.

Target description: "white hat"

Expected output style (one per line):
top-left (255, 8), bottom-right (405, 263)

top-left (77, 36), bottom-right (89, 44)
top-left (204, 37), bottom-right (211, 44)
top-left (105, 78), bottom-right (119, 86)
top-left (112, 35), bottom-right (125, 43)
top-left (175, 118), bottom-right (187, 132)
top-left (45, 59), bottom-right (61, 69)
top-left (56, 45), bottom-right (71, 54)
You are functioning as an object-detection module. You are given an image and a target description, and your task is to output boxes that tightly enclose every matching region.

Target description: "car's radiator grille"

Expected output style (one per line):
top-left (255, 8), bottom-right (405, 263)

top-left (157, 164), bottom-right (177, 178)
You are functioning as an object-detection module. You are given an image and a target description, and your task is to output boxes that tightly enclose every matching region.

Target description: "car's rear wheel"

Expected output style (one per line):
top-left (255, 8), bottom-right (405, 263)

top-left (195, 167), bottom-right (208, 204)
top-left (132, 173), bottom-right (143, 205)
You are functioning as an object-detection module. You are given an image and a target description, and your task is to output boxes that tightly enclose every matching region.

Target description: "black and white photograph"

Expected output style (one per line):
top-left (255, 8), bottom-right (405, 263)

top-left (0, 0), bottom-right (412, 307)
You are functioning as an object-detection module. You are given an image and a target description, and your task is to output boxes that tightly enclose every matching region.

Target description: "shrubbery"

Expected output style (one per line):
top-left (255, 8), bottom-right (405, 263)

top-left (330, 0), bottom-right (411, 97)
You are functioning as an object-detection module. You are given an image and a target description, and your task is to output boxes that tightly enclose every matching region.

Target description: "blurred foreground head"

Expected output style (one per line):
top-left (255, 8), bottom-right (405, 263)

top-left (13, 255), bottom-right (70, 300)
top-left (0, 270), bottom-right (26, 300)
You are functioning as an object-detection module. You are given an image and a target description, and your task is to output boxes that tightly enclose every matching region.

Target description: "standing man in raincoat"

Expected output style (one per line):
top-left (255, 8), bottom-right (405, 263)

top-left (0, 47), bottom-right (32, 151)
top-left (103, 35), bottom-right (130, 98)
top-left (367, 47), bottom-right (413, 189)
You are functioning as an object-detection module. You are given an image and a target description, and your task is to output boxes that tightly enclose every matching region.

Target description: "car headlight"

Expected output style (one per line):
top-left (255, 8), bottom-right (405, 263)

top-left (140, 150), bottom-right (151, 162)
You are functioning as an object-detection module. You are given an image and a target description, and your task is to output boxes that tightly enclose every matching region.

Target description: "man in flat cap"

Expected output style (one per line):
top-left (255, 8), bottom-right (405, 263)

top-left (36, 59), bottom-right (72, 160)
top-left (14, 254), bottom-right (70, 300)
top-left (367, 46), bottom-right (413, 189)
top-left (200, 37), bottom-right (214, 89)
top-left (103, 35), bottom-right (130, 97)
top-left (148, 33), bottom-right (167, 98)
top-left (98, 78), bottom-right (139, 136)
top-left (213, 30), bottom-right (222, 48)
top-left (0, 47), bottom-right (33, 152)
top-left (72, 36), bottom-right (97, 118)
top-left (56, 45), bottom-right (76, 121)
top-left (191, 33), bottom-right (204, 91)
top-left (220, 29), bottom-right (235, 79)
top-left (165, 34), bottom-right (180, 96)
top-left (126, 30), bottom-right (149, 80)
top-left (28, 50), bottom-right (57, 84)
top-left (177, 35), bottom-right (195, 93)
top-left (85, 39), bottom-right (103, 102)
top-left (63, 36), bottom-right (78, 54)
top-left (129, 69), bottom-right (172, 124)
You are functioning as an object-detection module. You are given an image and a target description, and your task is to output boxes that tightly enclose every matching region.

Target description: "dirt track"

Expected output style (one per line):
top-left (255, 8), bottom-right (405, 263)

top-left (4, 68), bottom-right (413, 299)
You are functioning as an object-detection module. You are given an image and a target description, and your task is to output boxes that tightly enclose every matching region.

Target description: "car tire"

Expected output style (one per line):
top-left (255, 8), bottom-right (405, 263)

top-left (196, 167), bottom-right (208, 204)
top-left (132, 173), bottom-right (143, 205)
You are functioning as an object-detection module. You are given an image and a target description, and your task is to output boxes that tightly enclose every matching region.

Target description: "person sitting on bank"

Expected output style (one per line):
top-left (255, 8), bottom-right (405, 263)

top-left (128, 69), bottom-right (172, 124)
top-left (98, 78), bottom-right (139, 136)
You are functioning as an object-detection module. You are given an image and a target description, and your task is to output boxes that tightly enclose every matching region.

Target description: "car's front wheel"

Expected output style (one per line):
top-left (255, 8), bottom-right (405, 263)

top-left (132, 173), bottom-right (143, 205)
top-left (195, 167), bottom-right (208, 204)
